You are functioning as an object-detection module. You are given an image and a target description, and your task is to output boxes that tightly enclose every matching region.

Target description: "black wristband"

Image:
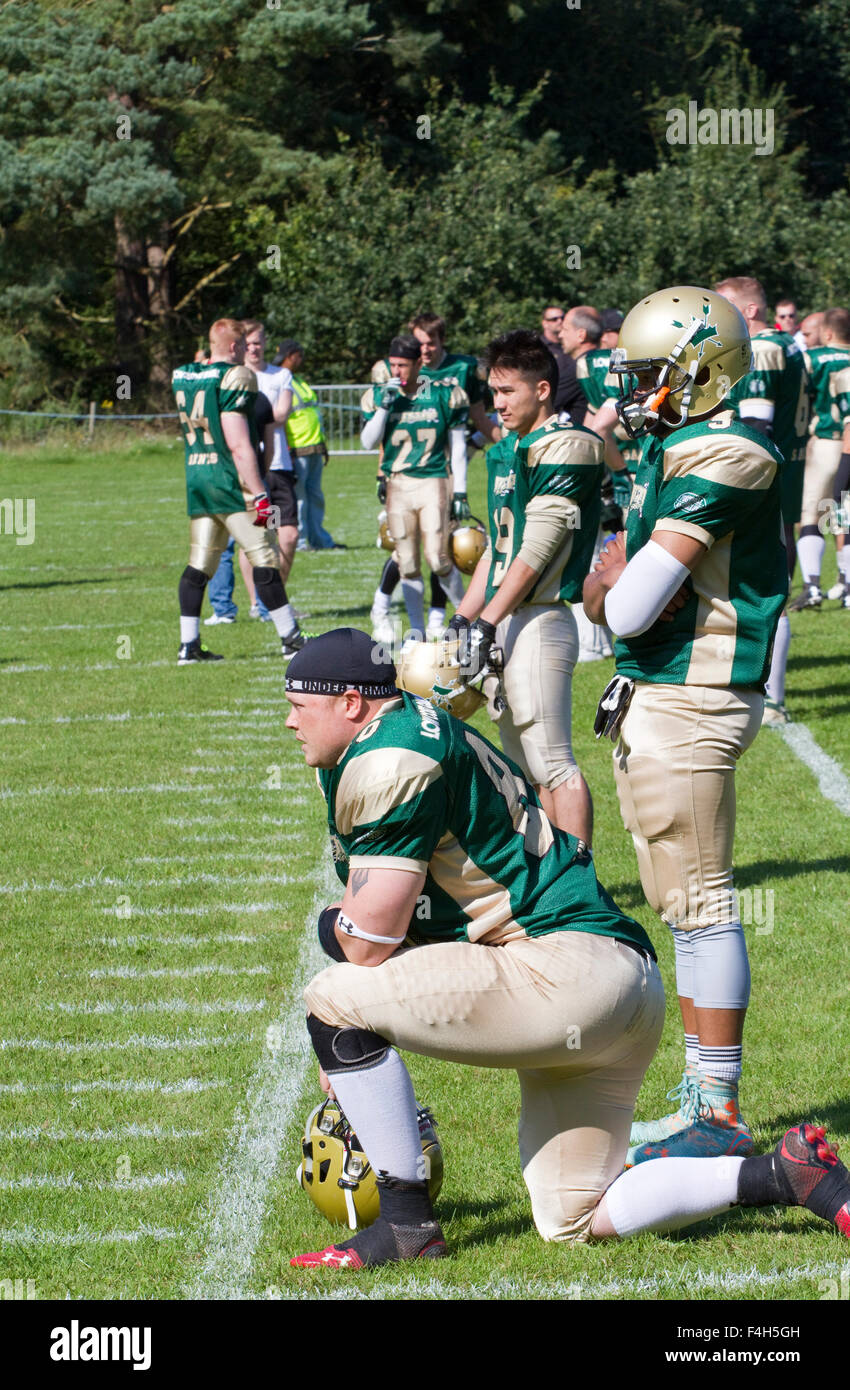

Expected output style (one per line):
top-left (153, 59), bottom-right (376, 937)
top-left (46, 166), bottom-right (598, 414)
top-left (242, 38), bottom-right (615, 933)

top-left (317, 906), bottom-right (347, 962)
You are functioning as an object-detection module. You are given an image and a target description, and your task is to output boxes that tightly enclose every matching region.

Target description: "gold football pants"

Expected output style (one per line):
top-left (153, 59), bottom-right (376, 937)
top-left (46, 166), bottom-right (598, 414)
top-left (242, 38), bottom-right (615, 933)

top-left (497, 604), bottom-right (580, 792)
top-left (613, 683), bottom-right (763, 928)
top-left (800, 436), bottom-right (843, 529)
top-left (305, 931), bottom-right (665, 1243)
top-left (386, 474), bottom-right (452, 579)
top-left (188, 511), bottom-right (278, 578)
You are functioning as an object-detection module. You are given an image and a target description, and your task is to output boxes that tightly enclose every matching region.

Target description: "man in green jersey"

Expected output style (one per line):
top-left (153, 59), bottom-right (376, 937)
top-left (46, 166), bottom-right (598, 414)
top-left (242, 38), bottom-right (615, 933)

top-left (171, 318), bottom-right (307, 663)
top-left (283, 630), bottom-right (850, 1269)
top-left (793, 308), bottom-right (850, 607)
top-left (583, 286), bottom-right (787, 1167)
top-left (715, 276), bottom-right (810, 725)
top-left (361, 335), bottom-right (470, 639)
top-left (448, 330), bottom-right (603, 842)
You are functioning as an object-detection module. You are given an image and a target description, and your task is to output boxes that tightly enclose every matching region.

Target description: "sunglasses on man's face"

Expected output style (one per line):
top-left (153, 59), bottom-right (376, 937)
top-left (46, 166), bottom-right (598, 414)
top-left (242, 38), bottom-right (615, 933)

top-left (544, 314), bottom-right (564, 323)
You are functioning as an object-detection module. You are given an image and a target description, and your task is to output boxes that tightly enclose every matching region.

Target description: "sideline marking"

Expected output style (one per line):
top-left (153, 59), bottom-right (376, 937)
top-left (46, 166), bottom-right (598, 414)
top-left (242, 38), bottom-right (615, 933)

top-left (780, 723), bottom-right (850, 816)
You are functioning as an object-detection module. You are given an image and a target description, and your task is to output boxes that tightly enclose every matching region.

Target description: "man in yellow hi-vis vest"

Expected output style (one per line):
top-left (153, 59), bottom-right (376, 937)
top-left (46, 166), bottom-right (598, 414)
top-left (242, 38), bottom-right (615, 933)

top-left (278, 340), bottom-right (345, 551)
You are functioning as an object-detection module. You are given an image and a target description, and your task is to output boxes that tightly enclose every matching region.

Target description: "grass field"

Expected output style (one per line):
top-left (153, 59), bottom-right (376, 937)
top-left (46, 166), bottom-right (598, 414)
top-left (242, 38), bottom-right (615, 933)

top-left (1, 437), bottom-right (848, 1303)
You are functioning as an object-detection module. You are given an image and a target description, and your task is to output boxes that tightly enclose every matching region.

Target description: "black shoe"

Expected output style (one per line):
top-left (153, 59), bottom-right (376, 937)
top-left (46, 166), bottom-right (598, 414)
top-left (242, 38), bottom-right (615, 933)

top-left (788, 583), bottom-right (822, 611)
top-left (281, 628), bottom-right (312, 660)
top-left (178, 639), bottom-right (224, 665)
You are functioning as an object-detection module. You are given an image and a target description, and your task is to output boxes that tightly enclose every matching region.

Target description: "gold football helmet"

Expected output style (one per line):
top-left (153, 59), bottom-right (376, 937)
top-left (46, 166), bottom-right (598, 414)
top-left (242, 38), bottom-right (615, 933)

top-left (297, 1097), bottom-right (443, 1230)
top-left (377, 508), bottom-right (395, 552)
top-left (396, 635), bottom-right (485, 721)
top-left (450, 519), bottom-right (488, 575)
top-left (610, 286), bottom-right (752, 437)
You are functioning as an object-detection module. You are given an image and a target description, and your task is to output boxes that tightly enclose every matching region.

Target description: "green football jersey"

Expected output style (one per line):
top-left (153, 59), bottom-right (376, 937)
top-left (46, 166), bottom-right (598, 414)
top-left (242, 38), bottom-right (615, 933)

top-left (172, 361), bottom-right (258, 517)
top-left (372, 352), bottom-right (486, 406)
top-left (614, 419), bottom-right (787, 689)
top-left (804, 344), bottom-right (850, 439)
top-left (575, 349), bottom-right (612, 413)
top-left (318, 692), bottom-right (654, 955)
top-left (362, 379), bottom-right (469, 479)
top-left (483, 416), bottom-right (604, 606)
top-left (726, 330), bottom-right (809, 522)
top-left (833, 364), bottom-right (850, 430)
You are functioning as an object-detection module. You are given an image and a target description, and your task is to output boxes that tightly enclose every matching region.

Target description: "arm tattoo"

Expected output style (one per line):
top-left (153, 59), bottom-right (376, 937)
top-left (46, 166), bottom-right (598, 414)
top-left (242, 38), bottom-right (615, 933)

top-left (350, 869), bottom-right (369, 896)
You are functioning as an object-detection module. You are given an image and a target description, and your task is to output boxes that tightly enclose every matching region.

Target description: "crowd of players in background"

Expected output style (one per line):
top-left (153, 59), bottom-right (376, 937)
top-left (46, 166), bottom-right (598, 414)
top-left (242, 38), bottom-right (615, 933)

top-left (177, 285), bottom-right (850, 731)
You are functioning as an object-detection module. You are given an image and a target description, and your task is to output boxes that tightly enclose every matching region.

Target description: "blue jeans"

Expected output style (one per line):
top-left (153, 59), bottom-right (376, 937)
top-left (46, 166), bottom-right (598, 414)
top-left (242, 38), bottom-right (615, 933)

top-left (207, 537), bottom-right (269, 618)
top-left (294, 451), bottom-right (335, 548)
top-left (207, 538), bottom-right (238, 617)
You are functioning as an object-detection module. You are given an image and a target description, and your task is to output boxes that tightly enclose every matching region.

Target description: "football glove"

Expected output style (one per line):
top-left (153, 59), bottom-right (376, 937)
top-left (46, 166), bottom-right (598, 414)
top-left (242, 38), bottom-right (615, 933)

top-left (376, 477), bottom-right (388, 504)
top-left (378, 379), bottom-right (403, 410)
top-left (252, 493), bottom-right (274, 528)
top-left (451, 492), bottom-right (471, 522)
top-left (460, 617), bottom-right (496, 680)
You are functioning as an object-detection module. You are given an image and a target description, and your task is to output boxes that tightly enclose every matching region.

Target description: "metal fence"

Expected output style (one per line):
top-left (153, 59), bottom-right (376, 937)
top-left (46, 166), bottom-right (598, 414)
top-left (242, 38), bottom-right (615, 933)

top-left (0, 384), bottom-right (377, 454)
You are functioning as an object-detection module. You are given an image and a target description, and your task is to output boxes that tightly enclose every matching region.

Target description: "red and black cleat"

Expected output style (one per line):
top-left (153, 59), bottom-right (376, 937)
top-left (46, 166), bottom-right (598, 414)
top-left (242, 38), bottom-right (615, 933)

top-left (291, 1216), bottom-right (447, 1270)
top-left (775, 1124), bottom-right (850, 1237)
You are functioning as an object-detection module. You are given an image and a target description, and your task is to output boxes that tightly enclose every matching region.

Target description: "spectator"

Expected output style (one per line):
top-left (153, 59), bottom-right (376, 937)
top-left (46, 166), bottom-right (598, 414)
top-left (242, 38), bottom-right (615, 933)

top-left (277, 339), bottom-right (342, 551)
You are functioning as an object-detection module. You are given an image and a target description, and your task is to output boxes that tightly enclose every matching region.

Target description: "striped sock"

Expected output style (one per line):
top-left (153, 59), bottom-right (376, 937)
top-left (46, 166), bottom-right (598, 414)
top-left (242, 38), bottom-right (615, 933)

top-left (698, 1045), bottom-right (742, 1083)
top-left (684, 1034), bottom-right (699, 1068)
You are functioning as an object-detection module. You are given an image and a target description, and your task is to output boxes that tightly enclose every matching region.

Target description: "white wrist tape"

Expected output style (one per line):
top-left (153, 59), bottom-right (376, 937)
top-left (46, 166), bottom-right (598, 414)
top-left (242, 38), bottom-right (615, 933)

top-left (604, 539), bottom-right (690, 638)
top-left (360, 408), bottom-right (389, 451)
top-left (337, 911), bottom-right (402, 946)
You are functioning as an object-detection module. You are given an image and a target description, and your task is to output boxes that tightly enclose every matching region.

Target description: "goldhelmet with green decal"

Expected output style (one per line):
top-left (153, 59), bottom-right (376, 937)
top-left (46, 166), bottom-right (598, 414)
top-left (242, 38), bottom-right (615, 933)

top-left (610, 286), bottom-right (753, 438)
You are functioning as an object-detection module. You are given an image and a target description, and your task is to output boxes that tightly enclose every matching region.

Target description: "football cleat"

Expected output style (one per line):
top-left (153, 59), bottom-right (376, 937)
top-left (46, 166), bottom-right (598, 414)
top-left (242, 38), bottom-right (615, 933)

top-left (297, 1098), bottom-right (443, 1230)
top-left (787, 583), bottom-right (822, 611)
top-left (611, 286), bottom-right (752, 438)
top-left (627, 1098), bottom-right (753, 1167)
top-left (770, 1124), bottom-right (850, 1236)
top-left (826, 579), bottom-right (849, 602)
top-left (630, 1067), bottom-right (702, 1147)
top-left (281, 629), bottom-right (312, 660)
top-left (204, 612), bottom-right (236, 625)
top-left (762, 698), bottom-right (791, 728)
top-left (290, 1218), bottom-right (447, 1270)
top-left (178, 640), bottom-right (224, 665)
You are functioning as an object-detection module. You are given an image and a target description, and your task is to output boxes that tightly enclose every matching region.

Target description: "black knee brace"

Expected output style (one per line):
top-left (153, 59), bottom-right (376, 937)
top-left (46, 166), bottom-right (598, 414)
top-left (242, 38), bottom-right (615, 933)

top-left (306, 1013), bottom-right (390, 1075)
top-left (179, 565), bottom-right (208, 617)
top-left (253, 565), bottom-right (287, 611)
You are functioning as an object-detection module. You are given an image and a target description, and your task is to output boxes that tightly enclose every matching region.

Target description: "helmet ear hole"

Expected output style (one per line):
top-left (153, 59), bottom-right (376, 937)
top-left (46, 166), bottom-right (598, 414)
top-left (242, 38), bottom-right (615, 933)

top-left (318, 1159), bottom-right (331, 1183)
top-left (695, 366), bottom-right (710, 385)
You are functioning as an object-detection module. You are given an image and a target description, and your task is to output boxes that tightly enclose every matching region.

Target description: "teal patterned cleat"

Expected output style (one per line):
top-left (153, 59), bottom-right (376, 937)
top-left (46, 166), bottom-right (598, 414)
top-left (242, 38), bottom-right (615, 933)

top-left (630, 1066), bottom-right (702, 1147)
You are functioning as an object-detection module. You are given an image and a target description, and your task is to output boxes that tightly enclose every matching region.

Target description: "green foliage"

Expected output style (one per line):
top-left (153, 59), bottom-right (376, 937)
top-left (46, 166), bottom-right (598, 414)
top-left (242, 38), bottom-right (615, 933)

top-left (0, 0), bottom-right (846, 404)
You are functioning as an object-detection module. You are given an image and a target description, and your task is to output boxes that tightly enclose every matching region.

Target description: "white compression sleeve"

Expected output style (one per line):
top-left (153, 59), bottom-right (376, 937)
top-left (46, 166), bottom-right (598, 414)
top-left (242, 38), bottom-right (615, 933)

top-left (449, 428), bottom-right (468, 493)
top-left (604, 539), bottom-right (691, 638)
top-left (361, 407), bottom-right (389, 451)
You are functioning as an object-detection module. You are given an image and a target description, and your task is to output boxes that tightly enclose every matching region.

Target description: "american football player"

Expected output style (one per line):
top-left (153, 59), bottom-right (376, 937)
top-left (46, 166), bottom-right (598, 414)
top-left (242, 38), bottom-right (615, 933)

top-left (794, 308), bottom-right (850, 607)
top-left (283, 629), bottom-right (850, 1269)
top-left (449, 330), bottom-right (603, 841)
top-left (172, 318), bottom-right (307, 662)
top-left (714, 277), bottom-right (810, 725)
top-left (583, 285), bottom-right (787, 1165)
top-left (361, 336), bottom-right (469, 639)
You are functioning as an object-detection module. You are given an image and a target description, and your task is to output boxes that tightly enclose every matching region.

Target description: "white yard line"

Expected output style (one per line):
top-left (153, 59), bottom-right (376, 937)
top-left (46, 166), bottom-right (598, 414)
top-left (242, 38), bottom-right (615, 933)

top-left (0, 1172), bottom-right (186, 1191)
top-left (0, 1224), bottom-right (177, 1246)
top-left (1, 1124), bottom-right (204, 1141)
top-left (99, 903), bottom-right (281, 917)
top-left (270, 1259), bottom-right (850, 1301)
top-left (0, 1079), bottom-right (226, 1095)
top-left (780, 722), bottom-right (850, 816)
top-left (44, 999), bottom-right (267, 1016)
top-left (184, 866), bottom-right (331, 1299)
top-left (87, 964), bottom-right (270, 980)
top-left (91, 933), bottom-right (262, 946)
top-left (0, 1032), bottom-right (254, 1053)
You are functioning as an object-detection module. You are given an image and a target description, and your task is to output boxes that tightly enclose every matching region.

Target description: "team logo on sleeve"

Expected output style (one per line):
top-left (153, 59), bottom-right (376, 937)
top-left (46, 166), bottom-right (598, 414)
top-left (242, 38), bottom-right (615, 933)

top-left (329, 834), bottom-right (347, 863)
top-left (672, 491), bottom-right (707, 514)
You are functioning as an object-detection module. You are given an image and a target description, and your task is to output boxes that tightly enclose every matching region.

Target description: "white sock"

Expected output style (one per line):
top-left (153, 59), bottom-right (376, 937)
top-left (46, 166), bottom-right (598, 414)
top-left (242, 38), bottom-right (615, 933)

top-left (839, 546), bottom-right (850, 580)
top-left (180, 617), bottom-right (200, 644)
top-left (440, 565), bottom-right (466, 607)
top-left (684, 1033), bottom-right (699, 1067)
top-left (267, 603), bottom-right (297, 639)
top-left (329, 1050), bottom-right (423, 1181)
top-left (796, 533), bottom-right (824, 585)
top-left (428, 607), bottom-right (446, 626)
top-left (765, 613), bottom-right (790, 704)
top-left (401, 577), bottom-right (425, 635)
top-left (604, 1155), bottom-right (744, 1236)
top-left (697, 1046), bottom-right (742, 1083)
top-left (372, 590), bottom-right (391, 616)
